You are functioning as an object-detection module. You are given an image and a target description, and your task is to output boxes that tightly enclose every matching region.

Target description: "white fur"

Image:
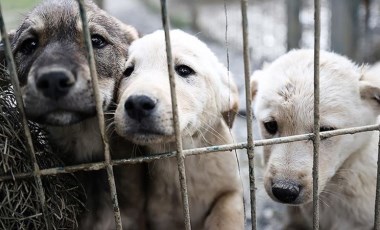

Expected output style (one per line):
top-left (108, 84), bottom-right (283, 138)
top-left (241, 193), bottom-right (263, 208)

top-left (251, 49), bottom-right (379, 229)
top-left (115, 30), bottom-right (244, 230)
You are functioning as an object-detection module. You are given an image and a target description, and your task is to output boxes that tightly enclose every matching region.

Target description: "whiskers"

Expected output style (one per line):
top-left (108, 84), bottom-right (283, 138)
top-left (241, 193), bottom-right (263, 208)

top-left (103, 105), bottom-right (118, 135)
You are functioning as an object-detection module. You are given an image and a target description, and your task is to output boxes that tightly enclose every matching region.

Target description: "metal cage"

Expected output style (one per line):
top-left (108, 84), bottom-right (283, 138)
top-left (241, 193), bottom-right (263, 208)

top-left (0, 0), bottom-right (379, 229)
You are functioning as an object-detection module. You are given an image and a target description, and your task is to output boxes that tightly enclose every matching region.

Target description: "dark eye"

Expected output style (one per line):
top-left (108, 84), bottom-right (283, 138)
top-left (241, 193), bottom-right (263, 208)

top-left (320, 126), bottom-right (335, 132)
top-left (175, 64), bottom-right (195, 78)
top-left (263, 120), bottom-right (278, 135)
top-left (124, 65), bottom-right (134, 77)
top-left (20, 38), bottom-right (38, 55)
top-left (91, 34), bottom-right (107, 49)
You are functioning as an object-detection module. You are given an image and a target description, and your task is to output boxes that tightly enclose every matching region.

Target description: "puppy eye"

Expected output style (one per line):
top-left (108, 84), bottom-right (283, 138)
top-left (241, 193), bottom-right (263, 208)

top-left (175, 64), bottom-right (195, 78)
top-left (263, 120), bottom-right (278, 135)
top-left (20, 38), bottom-right (38, 55)
top-left (319, 126), bottom-right (335, 132)
top-left (124, 65), bottom-right (134, 77)
top-left (91, 34), bottom-right (108, 49)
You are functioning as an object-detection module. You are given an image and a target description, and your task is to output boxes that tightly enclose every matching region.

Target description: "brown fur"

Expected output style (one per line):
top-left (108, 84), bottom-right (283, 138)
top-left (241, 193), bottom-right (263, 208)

top-left (0, 1), bottom-right (143, 229)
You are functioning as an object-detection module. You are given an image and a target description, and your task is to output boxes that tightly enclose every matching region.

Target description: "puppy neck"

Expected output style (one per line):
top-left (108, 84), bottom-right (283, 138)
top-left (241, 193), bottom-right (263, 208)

top-left (47, 117), bottom-right (104, 164)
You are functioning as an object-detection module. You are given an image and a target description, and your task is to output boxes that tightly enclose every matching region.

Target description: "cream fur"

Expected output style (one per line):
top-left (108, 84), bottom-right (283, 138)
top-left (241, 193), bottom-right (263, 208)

top-left (115, 30), bottom-right (244, 230)
top-left (251, 49), bottom-right (380, 229)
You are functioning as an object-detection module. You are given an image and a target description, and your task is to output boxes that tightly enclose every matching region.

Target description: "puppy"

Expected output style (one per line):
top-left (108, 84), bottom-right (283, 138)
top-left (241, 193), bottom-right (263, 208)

top-left (251, 49), bottom-right (379, 229)
top-left (114, 30), bottom-right (244, 230)
top-left (0, 1), bottom-right (143, 229)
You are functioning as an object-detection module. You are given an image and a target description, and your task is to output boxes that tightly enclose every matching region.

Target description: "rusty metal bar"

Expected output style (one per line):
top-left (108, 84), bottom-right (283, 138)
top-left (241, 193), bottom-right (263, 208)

top-left (313, 0), bottom-right (321, 229)
top-left (375, 128), bottom-right (380, 229)
top-left (159, 0), bottom-right (192, 229)
top-left (1, 124), bottom-right (379, 182)
top-left (0, 3), bottom-right (51, 229)
top-left (76, 1), bottom-right (122, 229)
top-left (240, 0), bottom-right (256, 229)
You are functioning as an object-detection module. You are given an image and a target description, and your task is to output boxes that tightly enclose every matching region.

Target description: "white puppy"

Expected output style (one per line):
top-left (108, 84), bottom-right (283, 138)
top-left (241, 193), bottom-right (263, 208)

top-left (114, 30), bottom-right (244, 230)
top-left (250, 49), bottom-right (379, 229)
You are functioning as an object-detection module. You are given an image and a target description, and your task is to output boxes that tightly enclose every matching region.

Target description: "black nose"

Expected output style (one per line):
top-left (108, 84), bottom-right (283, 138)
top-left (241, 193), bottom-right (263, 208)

top-left (272, 180), bottom-right (301, 203)
top-left (124, 95), bottom-right (157, 121)
top-left (36, 71), bottom-right (75, 100)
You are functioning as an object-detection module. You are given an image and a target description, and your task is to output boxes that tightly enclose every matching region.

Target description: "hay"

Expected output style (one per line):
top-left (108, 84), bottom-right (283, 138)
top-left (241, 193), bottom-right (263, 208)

top-left (0, 65), bottom-right (85, 229)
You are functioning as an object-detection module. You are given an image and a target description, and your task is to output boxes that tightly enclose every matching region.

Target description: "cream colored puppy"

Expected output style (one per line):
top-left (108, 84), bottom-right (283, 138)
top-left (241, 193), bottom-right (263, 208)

top-left (114, 30), bottom-right (244, 230)
top-left (251, 49), bottom-right (379, 229)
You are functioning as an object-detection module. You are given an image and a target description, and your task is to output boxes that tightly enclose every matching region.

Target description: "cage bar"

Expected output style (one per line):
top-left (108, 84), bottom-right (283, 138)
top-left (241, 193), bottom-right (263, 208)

top-left (1, 124), bottom-right (379, 182)
top-left (0, 1), bottom-right (379, 229)
top-left (76, 0), bottom-right (123, 229)
top-left (313, 0), bottom-right (321, 229)
top-left (159, 0), bottom-right (192, 229)
top-left (375, 128), bottom-right (380, 229)
top-left (240, 0), bottom-right (257, 229)
top-left (0, 3), bottom-right (51, 229)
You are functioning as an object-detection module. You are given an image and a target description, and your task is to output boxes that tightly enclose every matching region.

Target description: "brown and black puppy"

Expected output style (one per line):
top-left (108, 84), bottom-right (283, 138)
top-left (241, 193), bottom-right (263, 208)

top-left (0, 0), bottom-right (144, 229)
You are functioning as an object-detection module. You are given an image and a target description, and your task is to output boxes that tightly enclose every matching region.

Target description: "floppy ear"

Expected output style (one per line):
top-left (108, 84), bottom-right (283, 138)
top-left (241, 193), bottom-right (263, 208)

top-left (360, 67), bottom-right (380, 112)
top-left (360, 80), bottom-right (380, 111)
top-left (0, 31), bottom-right (15, 86)
top-left (250, 70), bottom-right (264, 101)
top-left (0, 30), bottom-right (15, 64)
top-left (217, 65), bottom-right (239, 128)
top-left (119, 23), bottom-right (139, 43)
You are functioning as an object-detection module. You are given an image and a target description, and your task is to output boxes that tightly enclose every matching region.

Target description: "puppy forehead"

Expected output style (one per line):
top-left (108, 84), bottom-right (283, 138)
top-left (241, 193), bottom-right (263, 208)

top-left (129, 30), bottom-right (216, 65)
top-left (20, 0), bottom-right (115, 38)
top-left (256, 50), bottom-right (361, 122)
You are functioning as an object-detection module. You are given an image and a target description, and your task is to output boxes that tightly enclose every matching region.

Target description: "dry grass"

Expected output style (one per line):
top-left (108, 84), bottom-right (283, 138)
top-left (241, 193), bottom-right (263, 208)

top-left (0, 65), bottom-right (85, 229)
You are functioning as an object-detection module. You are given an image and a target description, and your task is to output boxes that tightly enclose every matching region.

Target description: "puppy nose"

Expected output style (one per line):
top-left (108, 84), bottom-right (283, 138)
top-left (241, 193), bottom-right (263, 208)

top-left (124, 95), bottom-right (157, 121)
top-left (271, 180), bottom-right (301, 203)
top-left (36, 71), bottom-right (75, 100)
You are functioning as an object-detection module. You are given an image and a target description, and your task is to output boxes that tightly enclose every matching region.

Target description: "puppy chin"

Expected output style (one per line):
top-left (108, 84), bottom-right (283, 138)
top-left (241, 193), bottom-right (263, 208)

top-left (115, 124), bottom-right (175, 145)
top-left (129, 133), bottom-right (175, 145)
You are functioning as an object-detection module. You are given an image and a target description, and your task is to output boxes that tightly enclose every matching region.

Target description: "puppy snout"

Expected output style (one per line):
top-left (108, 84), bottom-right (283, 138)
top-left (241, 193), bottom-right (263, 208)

top-left (36, 71), bottom-right (75, 100)
top-left (124, 95), bottom-right (157, 122)
top-left (271, 180), bottom-right (301, 204)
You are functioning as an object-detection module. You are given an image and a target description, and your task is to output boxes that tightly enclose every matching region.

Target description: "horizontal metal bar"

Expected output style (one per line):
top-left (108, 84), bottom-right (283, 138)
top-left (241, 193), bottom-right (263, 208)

top-left (1, 124), bottom-right (378, 182)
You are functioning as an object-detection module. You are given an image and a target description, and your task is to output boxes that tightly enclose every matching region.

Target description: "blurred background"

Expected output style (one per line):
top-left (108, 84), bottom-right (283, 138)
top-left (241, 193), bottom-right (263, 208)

top-left (2, 0), bottom-right (380, 229)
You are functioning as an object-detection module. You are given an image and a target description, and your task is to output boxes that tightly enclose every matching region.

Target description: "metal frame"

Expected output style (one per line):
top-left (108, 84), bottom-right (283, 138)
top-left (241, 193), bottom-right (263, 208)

top-left (0, 0), bottom-right (379, 229)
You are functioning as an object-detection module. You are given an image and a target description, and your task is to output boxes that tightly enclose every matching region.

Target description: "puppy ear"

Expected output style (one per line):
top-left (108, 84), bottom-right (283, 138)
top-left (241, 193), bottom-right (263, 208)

top-left (360, 66), bottom-right (380, 112)
top-left (218, 66), bottom-right (239, 128)
top-left (250, 70), bottom-right (264, 101)
top-left (0, 30), bottom-right (15, 65)
top-left (119, 23), bottom-right (139, 43)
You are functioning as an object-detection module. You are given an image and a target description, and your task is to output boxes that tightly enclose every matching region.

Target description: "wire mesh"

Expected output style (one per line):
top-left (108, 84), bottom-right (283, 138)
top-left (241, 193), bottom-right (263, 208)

top-left (0, 0), bottom-right (379, 229)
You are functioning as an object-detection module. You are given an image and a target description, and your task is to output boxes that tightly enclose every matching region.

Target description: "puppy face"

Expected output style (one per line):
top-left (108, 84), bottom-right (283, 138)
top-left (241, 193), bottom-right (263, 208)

top-left (115, 30), bottom-right (238, 145)
top-left (251, 50), bottom-right (380, 205)
top-left (1, 0), bottom-right (137, 126)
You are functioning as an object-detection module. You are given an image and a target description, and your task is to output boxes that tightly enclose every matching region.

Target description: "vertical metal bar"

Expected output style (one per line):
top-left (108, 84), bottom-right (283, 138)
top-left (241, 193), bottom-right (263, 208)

top-left (240, 0), bottom-right (256, 229)
top-left (0, 4), bottom-right (51, 230)
top-left (313, 0), bottom-right (321, 229)
top-left (159, 0), bottom-right (192, 229)
top-left (374, 128), bottom-right (380, 229)
top-left (76, 1), bottom-right (123, 229)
